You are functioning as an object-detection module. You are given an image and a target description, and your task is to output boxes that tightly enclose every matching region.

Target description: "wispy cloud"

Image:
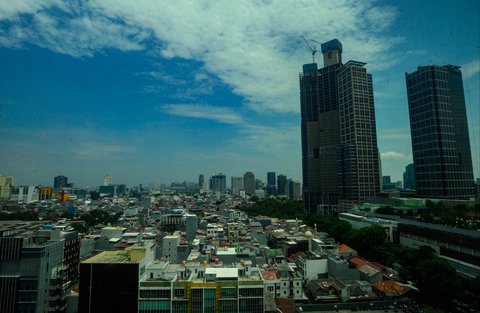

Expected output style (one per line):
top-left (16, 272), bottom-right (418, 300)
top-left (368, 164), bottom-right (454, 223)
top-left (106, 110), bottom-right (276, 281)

top-left (379, 128), bottom-right (411, 141)
top-left (381, 151), bottom-right (411, 160)
top-left (462, 59), bottom-right (480, 80)
top-left (161, 103), bottom-right (244, 124)
top-left (0, 1), bottom-right (402, 113)
top-left (75, 142), bottom-right (135, 160)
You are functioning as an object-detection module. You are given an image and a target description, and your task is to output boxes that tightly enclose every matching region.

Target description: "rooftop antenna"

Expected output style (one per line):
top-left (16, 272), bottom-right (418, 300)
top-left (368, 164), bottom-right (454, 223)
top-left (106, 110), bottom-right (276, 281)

top-left (301, 35), bottom-right (317, 63)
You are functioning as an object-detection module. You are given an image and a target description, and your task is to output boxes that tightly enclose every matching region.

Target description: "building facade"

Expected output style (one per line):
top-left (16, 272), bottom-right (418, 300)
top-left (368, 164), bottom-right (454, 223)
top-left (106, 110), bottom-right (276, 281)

top-left (54, 175), bottom-right (68, 189)
top-left (300, 39), bottom-right (380, 214)
top-left (209, 174), bottom-right (226, 194)
top-left (243, 172), bottom-right (255, 195)
top-left (277, 175), bottom-right (287, 195)
top-left (0, 228), bottom-right (66, 313)
top-left (406, 65), bottom-right (475, 198)
top-left (0, 174), bottom-right (14, 199)
top-left (231, 176), bottom-right (243, 195)
top-left (403, 163), bottom-right (416, 190)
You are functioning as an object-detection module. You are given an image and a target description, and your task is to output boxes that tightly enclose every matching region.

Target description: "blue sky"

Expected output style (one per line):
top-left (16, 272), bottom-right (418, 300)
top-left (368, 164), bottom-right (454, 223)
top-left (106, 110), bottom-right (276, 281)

top-left (0, 0), bottom-right (479, 188)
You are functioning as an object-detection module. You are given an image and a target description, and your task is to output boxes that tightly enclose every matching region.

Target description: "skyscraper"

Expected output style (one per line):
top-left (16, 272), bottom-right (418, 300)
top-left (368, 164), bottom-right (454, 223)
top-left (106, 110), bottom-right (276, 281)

top-left (103, 175), bottom-right (112, 186)
top-left (209, 173), bottom-right (226, 193)
top-left (53, 175), bottom-right (68, 189)
top-left (266, 172), bottom-right (276, 196)
top-left (231, 176), bottom-right (243, 195)
top-left (243, 171), bottom-right (255, 195)
top-left (406, 65), bottom-right (475, 198)
top-left (267, 172), bottom-right (276, 187)
top-left (300, 39), bottom-right (380, 213)
top-left (277, 174), bottom-right (287, 195)
top-left (199, 174), bottom-right (205, 190)
top-left (403, 163), bottom-right (416, 190)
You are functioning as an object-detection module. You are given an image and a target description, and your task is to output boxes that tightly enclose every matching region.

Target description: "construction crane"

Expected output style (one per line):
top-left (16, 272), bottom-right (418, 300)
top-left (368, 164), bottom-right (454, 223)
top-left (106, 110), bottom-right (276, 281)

top-left (301, 35), bottom-right (317, 63)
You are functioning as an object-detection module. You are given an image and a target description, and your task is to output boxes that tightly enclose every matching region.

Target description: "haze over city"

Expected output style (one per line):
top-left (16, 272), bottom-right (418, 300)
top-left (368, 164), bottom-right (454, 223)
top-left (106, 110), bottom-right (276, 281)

top-left (0, 0), bottom-right (479, 187)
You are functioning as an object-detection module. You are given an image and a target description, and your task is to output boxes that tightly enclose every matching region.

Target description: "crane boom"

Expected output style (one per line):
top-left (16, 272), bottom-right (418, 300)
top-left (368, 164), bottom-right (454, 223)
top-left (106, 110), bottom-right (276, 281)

top-left (301, 35), bottom-right (317, 63)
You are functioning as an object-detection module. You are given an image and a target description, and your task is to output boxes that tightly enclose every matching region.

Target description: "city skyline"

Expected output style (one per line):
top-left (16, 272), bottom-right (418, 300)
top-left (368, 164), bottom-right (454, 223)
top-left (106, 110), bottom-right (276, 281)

top-left (0, 1), bottom-right (479, 187)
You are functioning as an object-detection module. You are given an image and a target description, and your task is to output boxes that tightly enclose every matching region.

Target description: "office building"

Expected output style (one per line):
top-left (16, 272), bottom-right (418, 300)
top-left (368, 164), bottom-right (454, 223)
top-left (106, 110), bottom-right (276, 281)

top-left (78, 242), bottom-right (155, 313)
top-left (266, 172), bottom-right (276, 195)
top-left (0, 224), bottom-right (67, 313)
top-left (103, 175), bottom-right (112, 186)
top-left (300, 39), bottom-right (380, 213)
top-left (267, 172), bottom-right (276, 187)
top-left (231, 176), bottom-right (243, 195)
top-left (293, 181), bottom-right (302, 200)
top-left (403, 163), bottom-right (416, 190)
top-left (243, 171), bottom-right (255, 195)
top-left (406, 65), bottom-right (475, 198)
top-left (277, 174), bottom-right (287, 195)
top-left (209, 173), bottom-right (227, 193)
top-left (199, 174), bottom-right (205, 190)
top-left (53, 175), bottom-right (68, 189)
top-left (0, 174), bottom-right (14, 199)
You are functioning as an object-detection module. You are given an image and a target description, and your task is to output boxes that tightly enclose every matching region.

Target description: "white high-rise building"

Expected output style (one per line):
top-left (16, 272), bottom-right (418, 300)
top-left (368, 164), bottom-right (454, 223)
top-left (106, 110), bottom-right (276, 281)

top-left (103, 175), bottom-right (112, 186)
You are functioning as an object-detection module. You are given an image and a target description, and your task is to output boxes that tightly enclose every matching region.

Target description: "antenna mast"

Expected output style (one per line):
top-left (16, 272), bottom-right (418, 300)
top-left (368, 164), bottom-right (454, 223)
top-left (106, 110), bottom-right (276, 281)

top-left (301, 35), bottom-right (317, 63)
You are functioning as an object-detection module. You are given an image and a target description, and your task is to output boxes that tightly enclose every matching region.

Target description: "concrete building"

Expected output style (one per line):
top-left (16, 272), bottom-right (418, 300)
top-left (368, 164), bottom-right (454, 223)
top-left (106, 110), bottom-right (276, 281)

top-left (292, 181), bottom-right (302, 200)
top-left (10, 185), bottom-right (39, 203)
top-left (0, 174), bottom-right (14, 199)
top-left (300, 39), bottom-right (380, 214)
top-left (243, 171), bottom-right (255, 195)
top-left (403, 163), bottom-right (416, 190)
top-left (231, 176), bottom-right (243, 195)
top-left (78, 242), bottom-right (155, 313)
top-left (138, 260), bottom-right (265, 313)
top-left (103, 175), bottom-right (112, 186)
top-left (163, 234), bottom-right (181, 263)
top-left (100, 226), bottom-right (127, 239)
top-left (0, 226), bottom-right (66, 313)
top-left (406, 65), bottom-right (475, 199)
top-left (54, 175), bottom-right (68, 189)
top-left (209, 173), bottom-right (226, 193)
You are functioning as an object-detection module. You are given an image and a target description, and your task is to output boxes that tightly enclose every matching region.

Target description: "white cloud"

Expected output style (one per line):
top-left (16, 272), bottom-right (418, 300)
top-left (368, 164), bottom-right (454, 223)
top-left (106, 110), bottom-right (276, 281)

top-left (161, 103), bottom-right (244, 124)
top-left (0, 0), bottom-right (402, 113)
top-left (379, 128), bottom-right (411, 141)
top-left (75, 142), bottom-right (135, 160)
top-left (381, 151), bottom-right (411, 160)
top-left (462, 59), bottom-right (480, 80)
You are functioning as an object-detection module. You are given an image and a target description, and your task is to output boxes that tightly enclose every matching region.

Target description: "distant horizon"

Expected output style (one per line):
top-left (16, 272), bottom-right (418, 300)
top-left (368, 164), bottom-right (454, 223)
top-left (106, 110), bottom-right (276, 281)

top-left (1, 1), bottom-right (478, 188)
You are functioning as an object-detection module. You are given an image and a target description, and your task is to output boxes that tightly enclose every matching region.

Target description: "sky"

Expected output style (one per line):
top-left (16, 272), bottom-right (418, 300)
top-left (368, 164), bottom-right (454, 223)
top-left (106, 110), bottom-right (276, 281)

top-left (0, 0), bottom-right (479, 188)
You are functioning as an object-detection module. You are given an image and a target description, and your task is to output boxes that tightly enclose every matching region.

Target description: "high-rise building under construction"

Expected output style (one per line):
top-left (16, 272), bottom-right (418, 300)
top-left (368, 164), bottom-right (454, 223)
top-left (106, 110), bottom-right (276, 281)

top-left (300, 39), bottom-right (380, 214)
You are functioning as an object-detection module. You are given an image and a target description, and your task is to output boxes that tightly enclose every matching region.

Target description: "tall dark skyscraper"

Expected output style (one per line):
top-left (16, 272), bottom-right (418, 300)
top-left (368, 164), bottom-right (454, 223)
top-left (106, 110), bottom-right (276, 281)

top-left (403, 163), bottom-right (416, 190)
top-left (406, 65), bottom-right (475, 198)
top-left (198, 174), bottom-right (204, 189)
top-left (53, 175), bottom-right (68, 189)
top-left (266, 172), bottom-right (276, 195)
top-left (277, 174), bottom-right (287, 195)
top-left (300, 39), bottom-right (380, 214)
top-left (267, 172), bottom-right (276, 187)
top-left (243, 171), bottom-right (255, 195)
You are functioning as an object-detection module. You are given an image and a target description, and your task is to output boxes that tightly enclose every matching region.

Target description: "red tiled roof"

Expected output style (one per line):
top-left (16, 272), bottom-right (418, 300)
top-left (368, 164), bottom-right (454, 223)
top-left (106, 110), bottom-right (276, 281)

top-left (338, 243), bottom-right (356, 253)
top-left (349, 257), bottom-right (367, 268)
top-left (261, 271), bottom-right (279, 280)
top-left (373, 279), bottom-right (405, 293)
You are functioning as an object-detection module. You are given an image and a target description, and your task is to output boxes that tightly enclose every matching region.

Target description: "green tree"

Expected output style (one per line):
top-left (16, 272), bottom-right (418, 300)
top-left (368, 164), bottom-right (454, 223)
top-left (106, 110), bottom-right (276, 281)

top-left (344, 225), bottom-right (385, 259)
top-left (413, 258), bottom-right (461, 310)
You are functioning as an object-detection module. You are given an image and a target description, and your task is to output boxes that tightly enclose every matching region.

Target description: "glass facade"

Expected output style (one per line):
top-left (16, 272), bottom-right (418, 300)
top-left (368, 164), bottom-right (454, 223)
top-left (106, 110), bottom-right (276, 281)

top-left (406, 65), bottom-right (475, 198)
